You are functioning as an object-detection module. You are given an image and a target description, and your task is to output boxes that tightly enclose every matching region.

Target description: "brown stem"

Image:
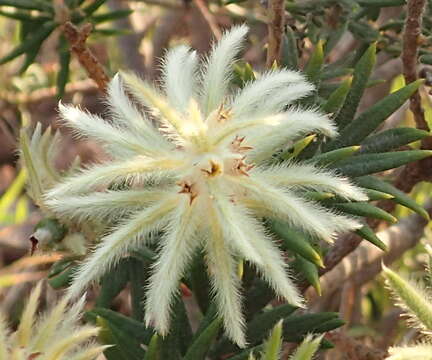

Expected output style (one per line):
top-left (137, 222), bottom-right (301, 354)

top-left (62, 22), bottom-right (110, 93)
top-left (402, 0), bottom-right (427, 131)
top-left (266, 0), bottom-right (285, 68)
top-left (193, 0), bottom-right (222, 40)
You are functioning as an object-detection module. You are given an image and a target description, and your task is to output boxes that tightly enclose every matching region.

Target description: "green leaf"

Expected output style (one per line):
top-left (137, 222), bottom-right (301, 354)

top-left (310, 146), bottom-right (360, 166)
top-left (364, 188), bottom-right (394, 201)
top-left (280, 135), bottom-right (316, 160)
top-left (268, 219), bottom-right (324, 268)
top-left (128, 257), bottom-right (148, 321)
top-left (360, 127), bottom-right (430, 154)
top-left (281, 26), bottom-right (299, 70)
top-left (263, 320), bottom-right (283, 360)
top-left (283, 313), bottom-right (344, 342)
top-left (324, 21), bottom-right (348, 55)
top-left (292, 256), bottom-right (321, 295)
top-left (355, 225), bottom-right (387, 251)
top-left (420, 54), bottom-right (432, 65)
top-left (348, 21), bottom-right (380, 43)
top-left (96, 316), bottom-right (128, 360)
top-left (248, 304), bottom-right (298, 344)
top-left (83, 0), bottom-right (107, 15)
top-left (0, 21), bottom-right (56, 65)
top-left (304, 40), bottom-right (324, 85)
top-left (0, 9), bottom-right (50, 22)
top-left (88, 308), bottom-right (154, 345)
top-left (0, 169), bottom-right (26, 219)
top-left (356, 0), bottom-right (406, 6)
top-left (332, 42), bottom-right (376, 131)
top-left (95, 259), bottom-right (129, 308)
top-left (91, 9), bottom-right (133, 23)
top-left (189, 249), bottom-right (212, 314)
top-left (57, 36), bottom-right (71, 98)
top-left (333, 150), bottom-right (432, 177)
top-left (184, 318), bottom-right (222, 360)
top-left (0, 0), bottom-right (51, 11)
top-left (330, 80), bottom-right (424, 149)
top-left (355, 175), bottom-right (430, 219)
top-left (143, 334), bottom-right (161, 360)
top-left (47, 262), bottom-right (77, 289)
top-left (331, 202), bottom-right (397, 223)
top-left (321, 76), bottom-right (352, 114)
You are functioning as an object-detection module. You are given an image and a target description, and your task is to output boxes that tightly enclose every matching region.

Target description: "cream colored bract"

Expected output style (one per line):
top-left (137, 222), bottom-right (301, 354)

top-left (45, 25), bottom-right (367, 346)
top-left (0, 282), bottom-right (106, 360)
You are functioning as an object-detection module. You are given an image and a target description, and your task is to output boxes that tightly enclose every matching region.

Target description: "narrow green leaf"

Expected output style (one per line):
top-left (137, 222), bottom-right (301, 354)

top-left (321, 76), bottom-right (352, 114)
top-left (128, 257), bottom-right (148, 322)
top-left (263, 320), bottom-right (283, 360)
top-left (83, 0), bottom-right (107, 15)
top-left (360, 127), bottom-right (430, 154)
top-left (356, 0), bottom-right (406, 6)
top-left (57, 36), bottom-right (71, 98)
top-left (89, 308), bottom-right (154, 345)
top-left (355, 225), bottom-right (387, 251)
top-left (189, 250), bottom-right (212, 314)
top-left (96, 316), bottom-right (128, 360)
top-left (420, 54), bottom-right (432, 65)
top-left (268, 220), bottom-right (324, 268)
top-left (333, 150), bottom-right (432, 177)
top-left (144, 334), bottom-right (161, 360)
top-left (283, 313), bottom-right (344, 341)
top-left (0, 0), bottom-right (51, 11)
top-left (364, 188), bottom-right (394, 201)
top-left (184, 318), bottom-right (222, 360)
top-left (0, 10), bottom-right (49, 22)
top-left (324, 21), bottom-right (348, 55)
top-left (91, 9), bottom-right (133, 23)
top-left (331, 202), bottom-right (397, 223)
top-left (292, 256), bottom-right (321, 295)
top-left (304, 191), bottom-right (335, 201)
top-left (348, 21), bottom-right (380, 42)
top-left (356, 175), bottom-right (430, 219)
top-left (332, 80), bottom-right (424, 148)
top-left (96, 259), bottom-right (129, 308)
top-left (281, 135), bottom-right (315, 160)
top-left (304, 40), bottom-right (324, 85)
top-left (248, 304), bottom-right (298, 344)
top-left (0, 169), bottom-right (26, 216)
top-left (0, 21), bottom-right (56, 65)
top-left (333, 42), bottom-right (376, 131)
top-left (310, 146), bottom-right (360, 166)
top-left (281, 26), bottom-right (299, 70)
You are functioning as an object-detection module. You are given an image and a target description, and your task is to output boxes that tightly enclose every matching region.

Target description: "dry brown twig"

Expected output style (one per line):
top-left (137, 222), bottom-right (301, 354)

top-left (266, 0), bottom-right (285, 67)
top-left (193, 0), bottom-right (222, 40)
top-left (62, 22), bottom-right (110, 93)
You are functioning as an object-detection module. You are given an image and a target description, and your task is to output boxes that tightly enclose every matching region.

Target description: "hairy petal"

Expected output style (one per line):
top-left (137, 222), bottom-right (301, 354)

top-left (0, 313), bottom-right (9, 360)
top-left (59, 103), bottom-right (163, 159)
top-left (107, 74), bottom-right (172, 152)
top-left (16, 281), bottom-right (42, 347)
top-left (145, 197), bottom-right (201, 334)
top-left (46, 189), bottom-right (172, 223)
top-left (162, 45), bottom-right (199, 113)
top-left (228, 175), bottom-right (361, 242)
top-left (386, 344), bottom-right (432, 360)
top-left (200, 25), bottom-right (248, 116)
top-left (120, 71), bottom-right (192, 143)
top-left (207, 202), bottom-right (246, 347)
top-left (47, 157), bottom-right (183, 198)
top-left (67, 195), bottom-right (180, 299)
top-left (289, 334), bottom-right (323, 360)
top-left (255, 163), bottom-right (368, 201)
top-left (231, 70), bottom-right (313, 119)
top-left (383, 264), bottom-right (432, 333)
top-left (248, 109), bottom-right (338, 164)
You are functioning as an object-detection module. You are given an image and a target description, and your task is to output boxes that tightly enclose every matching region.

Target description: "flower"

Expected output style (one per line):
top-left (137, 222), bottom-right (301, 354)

top-left (0, 282), bottom-right (106, 360)
top-left (45, 24), bottom-right (367, 346)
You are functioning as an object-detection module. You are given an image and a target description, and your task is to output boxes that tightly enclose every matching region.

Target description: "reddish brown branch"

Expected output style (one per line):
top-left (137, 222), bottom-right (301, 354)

top-left (402, 0), bottom-right (427, 131)
top-left (266, 0), bottom-right (285, 67)
top-left (193, 0), bottom-right (222, 40)
top-left (62, 22), bottom-right (110, 93)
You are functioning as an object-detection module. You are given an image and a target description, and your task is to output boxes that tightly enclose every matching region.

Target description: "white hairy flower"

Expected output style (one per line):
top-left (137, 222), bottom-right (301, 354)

top-left (0, 282), bottom-right (106, 360)
top-left (45, 25), bottom-right (367, 346)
